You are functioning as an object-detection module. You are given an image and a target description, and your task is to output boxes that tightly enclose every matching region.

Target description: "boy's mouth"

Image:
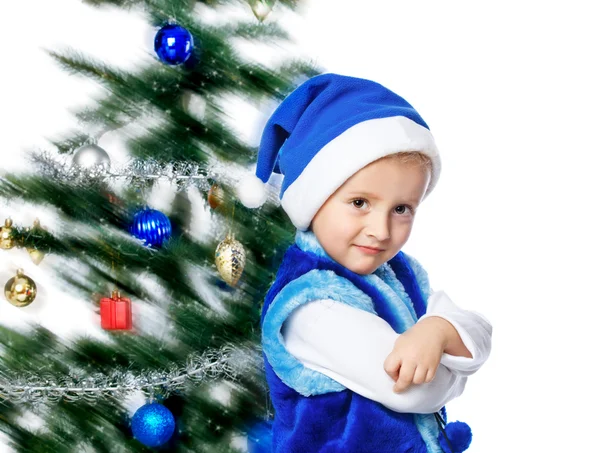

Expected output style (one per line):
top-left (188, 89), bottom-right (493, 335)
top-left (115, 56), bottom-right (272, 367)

top-left (354, 245), bottom-right (384, 254)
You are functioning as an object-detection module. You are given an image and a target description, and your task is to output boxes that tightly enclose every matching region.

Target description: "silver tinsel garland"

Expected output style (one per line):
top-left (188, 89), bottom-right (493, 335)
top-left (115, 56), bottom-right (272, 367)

top-left (7, 153), bottom-right (271, 406)
top-left (0, 344), bottom-right (264, 404)
top-left (30, 151), bottom-right (216, 192)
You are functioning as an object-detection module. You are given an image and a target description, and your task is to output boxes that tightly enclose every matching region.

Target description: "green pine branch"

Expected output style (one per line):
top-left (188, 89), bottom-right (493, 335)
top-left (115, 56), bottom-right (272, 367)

top-left (1, 0), bottom-right (315, 449)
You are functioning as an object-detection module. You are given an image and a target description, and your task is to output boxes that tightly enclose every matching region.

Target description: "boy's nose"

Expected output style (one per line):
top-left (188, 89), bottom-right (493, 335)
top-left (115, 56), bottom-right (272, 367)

top-left (365, 212), bottom-right (391, 241)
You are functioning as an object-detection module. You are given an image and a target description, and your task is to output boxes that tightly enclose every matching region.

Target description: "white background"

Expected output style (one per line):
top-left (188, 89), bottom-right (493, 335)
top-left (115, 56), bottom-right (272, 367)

top-left (2, 0), bottom-right (600, 451)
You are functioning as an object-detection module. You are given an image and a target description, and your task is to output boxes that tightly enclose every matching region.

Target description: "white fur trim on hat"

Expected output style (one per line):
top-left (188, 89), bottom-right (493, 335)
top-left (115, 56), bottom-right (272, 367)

top-left (280, 116), bottom-right (440, 231)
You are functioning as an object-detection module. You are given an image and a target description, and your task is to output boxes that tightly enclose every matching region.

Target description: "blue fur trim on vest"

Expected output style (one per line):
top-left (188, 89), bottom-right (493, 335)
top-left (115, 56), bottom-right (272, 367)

top-left (259, 230), bottom-right (465, 452)
top-left (295, 229), bottom-right (430, 319)
top-left (262, 268), bottom-right (376, 396)
top-left (403, 253), bottom-right (433, 302)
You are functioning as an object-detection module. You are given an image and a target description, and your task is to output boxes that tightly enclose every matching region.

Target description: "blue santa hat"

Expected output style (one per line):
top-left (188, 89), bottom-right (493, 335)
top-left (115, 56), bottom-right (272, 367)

top-left (237, 73), bottom-right (441, 231)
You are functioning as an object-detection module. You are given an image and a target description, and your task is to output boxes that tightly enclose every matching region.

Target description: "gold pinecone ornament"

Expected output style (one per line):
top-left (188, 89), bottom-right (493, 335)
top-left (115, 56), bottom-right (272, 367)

top-left (4, 268), bottom-right (37, 307)
top-left (215, 233), bottom-right (246, 286)
top-left (26, 218), bottom-right (46, 265)
top-left (249, 0), bottom-right (275, 21)
top-left (27, 249), bottom-right (45, 266)
top-left (0, 218), bottom-right (15, 249)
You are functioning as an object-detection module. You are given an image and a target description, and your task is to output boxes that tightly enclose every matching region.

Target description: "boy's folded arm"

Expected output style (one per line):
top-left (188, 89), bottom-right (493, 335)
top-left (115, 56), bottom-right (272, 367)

top-left (419, 291), bottom-right (493, 377)
top-left (281, 299), bottom-right (466, 414)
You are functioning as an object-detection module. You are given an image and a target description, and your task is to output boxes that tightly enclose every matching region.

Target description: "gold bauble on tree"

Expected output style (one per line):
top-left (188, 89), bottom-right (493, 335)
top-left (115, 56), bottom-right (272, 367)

top-left (26, 218), bottom-right (46, 265)
top-left (4, 268), bottom-right (37, 307)
top-left (0, 218), bottom-right (15, 249)
top-left (215, 233), bottom-right (246, 286)
top-left (28, 249), bottom-right (45, 266)
top-left (248, 0), bottom-right (276, 22)
top-left (208, 184), bottom-right (225, 210)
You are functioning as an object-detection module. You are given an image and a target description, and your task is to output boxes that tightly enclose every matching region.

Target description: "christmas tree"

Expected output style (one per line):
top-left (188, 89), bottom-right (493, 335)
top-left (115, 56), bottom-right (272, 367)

top-left (0, 0), bottom-right (320, 451)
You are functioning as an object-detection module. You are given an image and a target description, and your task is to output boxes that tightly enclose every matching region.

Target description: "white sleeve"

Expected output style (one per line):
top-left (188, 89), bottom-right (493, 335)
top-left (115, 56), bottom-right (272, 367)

top-left (281, 299), bottom-right (466, 414)
top-left (419, 291), bottom-right (493, 376)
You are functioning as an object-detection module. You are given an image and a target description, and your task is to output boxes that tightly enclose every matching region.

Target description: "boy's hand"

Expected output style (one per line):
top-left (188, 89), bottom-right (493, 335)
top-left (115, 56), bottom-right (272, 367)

top-left (383, 317), bottom-right (451, 393)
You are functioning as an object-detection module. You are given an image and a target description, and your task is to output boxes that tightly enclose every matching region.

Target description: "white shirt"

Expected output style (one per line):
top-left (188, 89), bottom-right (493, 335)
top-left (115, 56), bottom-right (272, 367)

top-left (281, 291), bottom-right (492, 414)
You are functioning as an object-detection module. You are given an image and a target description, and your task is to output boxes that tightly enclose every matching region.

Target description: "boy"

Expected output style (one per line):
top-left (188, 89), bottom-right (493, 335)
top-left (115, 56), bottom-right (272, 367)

top-left (238, 73), bottom-right (492, 453)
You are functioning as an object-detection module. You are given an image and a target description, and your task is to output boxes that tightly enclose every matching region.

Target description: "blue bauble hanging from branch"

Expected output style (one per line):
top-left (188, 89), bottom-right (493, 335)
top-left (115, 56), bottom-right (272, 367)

top-left (246, 418), bottom-right (273, 453)
top-left (131, 402), bottom-right (176, 448)
top-left (129, 208), bottom-right (172, 248)
top-left (154, 23), bottom-right (194, 65)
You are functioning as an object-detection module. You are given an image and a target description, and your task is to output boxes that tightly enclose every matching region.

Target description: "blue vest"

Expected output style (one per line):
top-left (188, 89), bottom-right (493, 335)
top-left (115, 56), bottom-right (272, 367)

top-left (255, 231), bottom-right (471, 453)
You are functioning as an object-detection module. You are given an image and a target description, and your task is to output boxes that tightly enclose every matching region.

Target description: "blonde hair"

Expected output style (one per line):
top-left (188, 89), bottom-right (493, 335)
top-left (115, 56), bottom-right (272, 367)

top-left (378, 151), bottom-right (433, 174)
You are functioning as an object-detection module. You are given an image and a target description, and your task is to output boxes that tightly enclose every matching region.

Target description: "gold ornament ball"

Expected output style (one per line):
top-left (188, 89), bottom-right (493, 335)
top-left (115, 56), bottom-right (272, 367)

top-left (215, 234), bottom-right (246, 286)
top-left (0, 218), bottom-right (15, 249)
top-left (4, 269), bottom-right (37, 307)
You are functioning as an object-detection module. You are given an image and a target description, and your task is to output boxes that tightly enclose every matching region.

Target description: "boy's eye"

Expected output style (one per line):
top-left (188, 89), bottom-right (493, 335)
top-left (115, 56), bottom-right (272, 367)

top-left (395, 205), bottom-right (415, 215)
top-left (351, 199), bottom-right (413, 215)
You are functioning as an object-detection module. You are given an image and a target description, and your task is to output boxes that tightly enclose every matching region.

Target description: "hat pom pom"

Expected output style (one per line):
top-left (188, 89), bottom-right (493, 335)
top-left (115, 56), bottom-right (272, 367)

top-left (237, 174), bottom-right (268, 208)
top-left (438, 421), bottom-right (472, 453)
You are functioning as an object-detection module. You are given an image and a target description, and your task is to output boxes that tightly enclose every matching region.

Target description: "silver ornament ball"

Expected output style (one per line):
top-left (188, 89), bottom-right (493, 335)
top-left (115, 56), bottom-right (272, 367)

top-left (72, 144), bottom-right (111, 169)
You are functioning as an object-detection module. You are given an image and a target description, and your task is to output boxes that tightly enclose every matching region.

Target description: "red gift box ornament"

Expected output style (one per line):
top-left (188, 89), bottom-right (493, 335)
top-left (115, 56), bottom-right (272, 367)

top-left (100, 289), bottom-right (132, 330)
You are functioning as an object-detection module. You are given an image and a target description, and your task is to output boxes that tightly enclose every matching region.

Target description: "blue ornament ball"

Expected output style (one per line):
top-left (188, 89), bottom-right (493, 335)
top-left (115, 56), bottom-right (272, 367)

top-left (130, 208), bottom-right (172, 248)
top-left (131, 402), bottom-right (176, 448)
top-left (154, 24), bottom-right (194, 65)
top-left (247, 418), bottom-right (273, 453)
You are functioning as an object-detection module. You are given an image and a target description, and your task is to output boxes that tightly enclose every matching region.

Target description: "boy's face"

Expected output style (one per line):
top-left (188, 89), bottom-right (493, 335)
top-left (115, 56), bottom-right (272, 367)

top-left (310, 157), bottom-right (430, 275)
